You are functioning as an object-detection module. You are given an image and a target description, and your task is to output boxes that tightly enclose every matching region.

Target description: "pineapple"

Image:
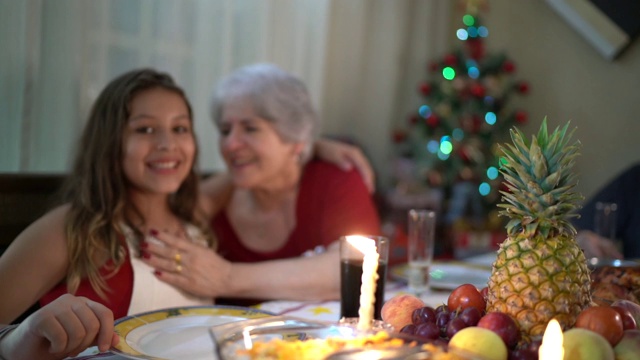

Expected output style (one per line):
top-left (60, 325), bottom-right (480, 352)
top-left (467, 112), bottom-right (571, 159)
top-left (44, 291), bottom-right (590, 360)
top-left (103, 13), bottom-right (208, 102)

top-left (486, 118), bottom-right (591, 342)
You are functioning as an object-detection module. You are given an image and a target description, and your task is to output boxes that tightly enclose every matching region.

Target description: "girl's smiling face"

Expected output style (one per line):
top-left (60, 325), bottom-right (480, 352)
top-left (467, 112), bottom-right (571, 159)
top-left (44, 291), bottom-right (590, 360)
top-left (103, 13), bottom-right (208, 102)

top-left (122, 87), bottom-right (195, 196)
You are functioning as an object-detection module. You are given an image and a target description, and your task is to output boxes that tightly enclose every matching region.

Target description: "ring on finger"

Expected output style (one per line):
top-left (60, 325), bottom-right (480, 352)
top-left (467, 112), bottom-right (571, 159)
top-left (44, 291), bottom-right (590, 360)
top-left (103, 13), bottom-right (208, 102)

top-left (174, 252), bottom-right (182, 265)
top-left (175, 264), bottom-right (183, 273)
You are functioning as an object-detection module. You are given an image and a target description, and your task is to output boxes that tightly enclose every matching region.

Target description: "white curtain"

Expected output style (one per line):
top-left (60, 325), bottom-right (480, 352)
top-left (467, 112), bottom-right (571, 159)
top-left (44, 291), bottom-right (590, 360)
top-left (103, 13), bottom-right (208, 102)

top-left (0, 0), bottom-right (452, 187)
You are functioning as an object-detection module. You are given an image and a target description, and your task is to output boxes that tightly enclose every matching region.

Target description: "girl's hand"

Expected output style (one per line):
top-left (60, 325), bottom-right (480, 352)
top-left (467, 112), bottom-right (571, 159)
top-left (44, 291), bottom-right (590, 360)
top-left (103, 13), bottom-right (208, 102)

top-left (140, 230), bottom-right (233, 298)
top-left (0, 294), bottom-right (117, 360)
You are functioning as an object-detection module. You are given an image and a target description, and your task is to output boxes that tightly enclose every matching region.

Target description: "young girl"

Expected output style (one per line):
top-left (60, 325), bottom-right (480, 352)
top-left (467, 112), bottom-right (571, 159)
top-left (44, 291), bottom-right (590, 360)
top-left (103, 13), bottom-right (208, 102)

top-left (0, 68), bottom-right (216, 326)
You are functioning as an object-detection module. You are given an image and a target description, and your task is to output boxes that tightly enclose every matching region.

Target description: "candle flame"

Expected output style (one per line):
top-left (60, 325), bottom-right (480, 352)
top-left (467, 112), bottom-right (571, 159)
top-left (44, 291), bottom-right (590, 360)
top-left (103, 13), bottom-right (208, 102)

top-left (346, 235), bottom-right (376, 254)
top-left (539, 319), bottom-right (564, 360)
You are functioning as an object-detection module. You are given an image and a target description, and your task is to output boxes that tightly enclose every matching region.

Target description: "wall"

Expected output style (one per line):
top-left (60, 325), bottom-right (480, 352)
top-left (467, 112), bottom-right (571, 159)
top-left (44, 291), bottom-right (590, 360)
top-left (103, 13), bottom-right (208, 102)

top-left (3, 0), bottom-right (639, 201)
top-left (482, 1), bottom-right (640, 199)
top-left (321, 0), bottom-right (454, 190)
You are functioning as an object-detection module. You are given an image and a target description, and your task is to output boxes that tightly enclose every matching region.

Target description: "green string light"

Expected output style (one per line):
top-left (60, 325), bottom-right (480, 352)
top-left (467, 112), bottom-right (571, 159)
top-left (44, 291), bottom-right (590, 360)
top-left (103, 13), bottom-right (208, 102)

top-left (462, 14), bottom-right (475, 26)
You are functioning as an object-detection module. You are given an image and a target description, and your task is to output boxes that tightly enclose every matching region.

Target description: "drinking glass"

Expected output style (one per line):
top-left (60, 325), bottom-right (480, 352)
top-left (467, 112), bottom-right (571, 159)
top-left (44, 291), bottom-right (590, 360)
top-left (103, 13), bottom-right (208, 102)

top-left (407, 209), bottom-right (436, 295)
top-left (339, 235), bottom-right (389, 320)
top-left (594, 201), bottom-right (621, 256)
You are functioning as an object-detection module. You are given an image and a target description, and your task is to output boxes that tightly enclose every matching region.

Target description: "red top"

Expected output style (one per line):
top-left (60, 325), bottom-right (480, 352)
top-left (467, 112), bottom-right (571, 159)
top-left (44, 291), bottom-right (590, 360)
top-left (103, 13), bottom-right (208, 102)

top-left (40, 253), bottom-right (134, 320)
top-left (212, 159), bottom-right (382, 262)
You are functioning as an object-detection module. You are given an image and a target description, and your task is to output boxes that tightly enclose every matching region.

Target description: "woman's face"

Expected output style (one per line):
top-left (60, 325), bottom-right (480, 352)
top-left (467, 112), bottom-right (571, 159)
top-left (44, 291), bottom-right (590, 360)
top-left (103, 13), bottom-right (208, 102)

top-left (122, 87), bottom-right (195, 197)
top-left (218, 101), bottom-right (302, 189)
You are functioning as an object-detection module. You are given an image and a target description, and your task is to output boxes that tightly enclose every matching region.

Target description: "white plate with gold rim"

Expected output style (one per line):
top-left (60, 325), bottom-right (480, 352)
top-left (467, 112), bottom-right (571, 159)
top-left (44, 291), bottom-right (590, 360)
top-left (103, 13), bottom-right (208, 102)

top-left (111, 305), bottom-right (274, 360)
top-left (390, 261), bottom-right (492, 290)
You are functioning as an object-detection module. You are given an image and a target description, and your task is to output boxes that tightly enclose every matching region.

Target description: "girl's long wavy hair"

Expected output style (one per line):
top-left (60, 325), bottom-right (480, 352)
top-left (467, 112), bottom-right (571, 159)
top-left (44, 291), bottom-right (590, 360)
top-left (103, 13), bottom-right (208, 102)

top-left (60, 68), bottom-right (214, 299)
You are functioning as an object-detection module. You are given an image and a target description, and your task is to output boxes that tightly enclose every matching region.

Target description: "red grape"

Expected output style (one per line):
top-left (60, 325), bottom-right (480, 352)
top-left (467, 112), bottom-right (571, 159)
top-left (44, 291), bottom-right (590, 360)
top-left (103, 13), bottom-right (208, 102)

top-left (435, 304), bottom-right (448, 315)
top-left (480, 286), bottom-right (489, 300)
top-left (612, 305), bottom-right (638, 330)
top-left (508, 348), bottom-right (537, 360)
top-left (432, 338), bottom-right (449, 348)
top-left (436, 311), bottom-right (451, 329)
top-left (400, 324), bottom-right (416, 335)
top-left (459, 306), bottom-right (482, 326)
top-left (415, 322), bottom-right (440, 340)
top-left (446, 317), bottom-right (468, 338)
top-left (412, 306), bottom-right (437, 325)
top-left (525, 338), bottom-right (542, 353)
top-left (477, 311), bottom-right (521, 349)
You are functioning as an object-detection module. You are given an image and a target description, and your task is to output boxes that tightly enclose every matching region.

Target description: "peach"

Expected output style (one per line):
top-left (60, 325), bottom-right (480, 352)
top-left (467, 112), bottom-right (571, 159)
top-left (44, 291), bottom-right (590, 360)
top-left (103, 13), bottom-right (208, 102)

top-left (562, 328), bottom-right (615, 360)
top-left (380, 293), bottom-right (425, 331)
top-left (614, 329), bottom-right (640, 360)
top-left (449, 326), bottom-right (508, 360)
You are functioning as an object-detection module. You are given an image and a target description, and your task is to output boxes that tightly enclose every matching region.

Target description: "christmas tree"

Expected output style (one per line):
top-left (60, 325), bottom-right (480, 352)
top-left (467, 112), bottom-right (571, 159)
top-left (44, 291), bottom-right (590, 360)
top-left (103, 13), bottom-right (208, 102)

top-left (391, 1), bottom-right (530, 231)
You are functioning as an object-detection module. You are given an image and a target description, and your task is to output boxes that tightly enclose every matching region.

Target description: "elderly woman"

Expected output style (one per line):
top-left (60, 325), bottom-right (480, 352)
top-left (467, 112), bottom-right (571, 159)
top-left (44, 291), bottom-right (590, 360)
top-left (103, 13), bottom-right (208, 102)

top-left (141, 63), bottom-right (381, 302)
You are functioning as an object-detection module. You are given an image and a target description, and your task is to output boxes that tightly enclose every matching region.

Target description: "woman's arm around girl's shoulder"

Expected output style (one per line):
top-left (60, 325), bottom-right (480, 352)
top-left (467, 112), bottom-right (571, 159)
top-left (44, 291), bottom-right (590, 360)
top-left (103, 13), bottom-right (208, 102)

top-left (0, 205), bottom-right (70, 324)
top-left (198, 172), bottom-right (233, 219)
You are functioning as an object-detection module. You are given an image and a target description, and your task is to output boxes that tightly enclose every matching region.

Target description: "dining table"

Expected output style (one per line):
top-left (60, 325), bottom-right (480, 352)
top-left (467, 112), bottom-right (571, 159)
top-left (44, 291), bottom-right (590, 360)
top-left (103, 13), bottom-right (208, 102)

top-left (71, 252), bottom-right (496, 360)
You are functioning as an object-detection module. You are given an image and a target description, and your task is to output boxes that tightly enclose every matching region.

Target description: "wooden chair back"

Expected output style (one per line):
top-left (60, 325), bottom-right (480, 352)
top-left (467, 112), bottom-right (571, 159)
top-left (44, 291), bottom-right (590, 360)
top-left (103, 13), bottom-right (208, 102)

top-left (0, 173), bottom-right (66, 254)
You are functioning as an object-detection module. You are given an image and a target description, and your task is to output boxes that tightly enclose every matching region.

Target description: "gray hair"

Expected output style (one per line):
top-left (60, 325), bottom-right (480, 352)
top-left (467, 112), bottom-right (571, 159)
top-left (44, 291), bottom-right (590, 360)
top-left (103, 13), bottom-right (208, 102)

top-left (210, 63), bottom-right (319, 163)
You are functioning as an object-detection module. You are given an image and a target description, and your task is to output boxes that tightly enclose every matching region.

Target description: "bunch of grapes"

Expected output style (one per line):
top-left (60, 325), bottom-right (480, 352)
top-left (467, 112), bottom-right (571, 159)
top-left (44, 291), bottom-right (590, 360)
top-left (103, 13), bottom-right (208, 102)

top-left (399, 304), bottom-right (483, 342)
top-left (398, 283), bottom-right (546, 360)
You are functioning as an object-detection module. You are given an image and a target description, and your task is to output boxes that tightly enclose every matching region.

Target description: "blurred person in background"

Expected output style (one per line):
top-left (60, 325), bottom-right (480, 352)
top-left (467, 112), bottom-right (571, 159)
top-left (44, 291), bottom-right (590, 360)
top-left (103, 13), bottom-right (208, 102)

top-left (574, 162), bottom-right (640, 259)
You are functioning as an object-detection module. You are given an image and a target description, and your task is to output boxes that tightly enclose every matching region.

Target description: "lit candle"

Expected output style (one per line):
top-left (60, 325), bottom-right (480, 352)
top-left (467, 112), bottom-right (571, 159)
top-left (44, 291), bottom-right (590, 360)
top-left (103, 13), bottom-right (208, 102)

top-left (539, 319), bottom-right (564, 360)
top-left (346, 236), bottom-right (379, 331)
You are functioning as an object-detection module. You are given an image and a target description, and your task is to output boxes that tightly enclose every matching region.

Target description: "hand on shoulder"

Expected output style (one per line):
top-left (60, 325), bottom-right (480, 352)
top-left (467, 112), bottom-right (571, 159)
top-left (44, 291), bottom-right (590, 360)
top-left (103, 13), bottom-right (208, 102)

top-left (313, 138), bottom-right (375, 193)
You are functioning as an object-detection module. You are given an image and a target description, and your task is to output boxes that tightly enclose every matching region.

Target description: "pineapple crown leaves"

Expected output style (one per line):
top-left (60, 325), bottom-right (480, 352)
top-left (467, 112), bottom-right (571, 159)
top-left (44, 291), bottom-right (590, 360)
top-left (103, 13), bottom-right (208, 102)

top-left (497, 118), bottom-right (584, 238)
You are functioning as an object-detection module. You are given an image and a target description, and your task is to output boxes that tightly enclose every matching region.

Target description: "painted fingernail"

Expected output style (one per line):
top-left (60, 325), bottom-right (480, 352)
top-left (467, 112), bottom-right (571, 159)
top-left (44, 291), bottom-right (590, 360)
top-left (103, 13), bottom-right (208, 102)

top-left (141, 251), bottom-right (150, 259)
top-left (140, 241), bottom-right (148, 249)
top-left (150, 229), bottom-right (159, 236)
top-left (154, 270), bottom-right (162, 277)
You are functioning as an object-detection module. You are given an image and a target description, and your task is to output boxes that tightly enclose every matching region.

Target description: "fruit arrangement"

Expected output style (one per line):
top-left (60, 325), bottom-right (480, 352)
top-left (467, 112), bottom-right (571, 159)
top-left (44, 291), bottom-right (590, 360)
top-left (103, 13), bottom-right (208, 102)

top-left (382, 287), bottom-right (640, 360)
top-left (381, 119), bottom-right (640, 359)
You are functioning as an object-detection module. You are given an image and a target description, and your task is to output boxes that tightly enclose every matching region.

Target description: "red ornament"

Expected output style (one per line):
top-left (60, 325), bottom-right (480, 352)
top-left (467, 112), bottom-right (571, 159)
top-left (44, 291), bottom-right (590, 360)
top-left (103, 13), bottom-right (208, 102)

top-left (426, 114), bottom-right (440, 128)
top-left (471, 114), bottom-right (483, 132)
top-left (392, 130), bottom-right (407, 143)
top-left (516, 81), bottom-right (530, 95)
top-left (428, 61), bottom-right (439, 73)
top-left (444, 54), bottom-right (458, 67)
top-left (409, 114), bottom-right (419, 125)
top-left (502, 60), bottom-right (516, 73)
top-left (465, 38), bottom-right (485, 60)
top-left (426, 170), bottom-right (443, 187)
top-left (470, 83), bottom-right (485, 98)
top-left (458, 146), bottom-right (471, 163)
top-left (418, 82), bottom-right (432, 96)
top-left (515, 110), bottom-right (528, 124)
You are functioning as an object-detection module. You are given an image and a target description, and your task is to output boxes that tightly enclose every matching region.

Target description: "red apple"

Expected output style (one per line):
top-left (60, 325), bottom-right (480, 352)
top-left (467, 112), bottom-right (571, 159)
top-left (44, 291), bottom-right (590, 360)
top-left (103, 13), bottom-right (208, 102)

top-left (477, 311), bottom-right (520, 349)
top-left (575, 306), bottom-right (624, 347)
top-left (447, 284), bottom-right (486, 313)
